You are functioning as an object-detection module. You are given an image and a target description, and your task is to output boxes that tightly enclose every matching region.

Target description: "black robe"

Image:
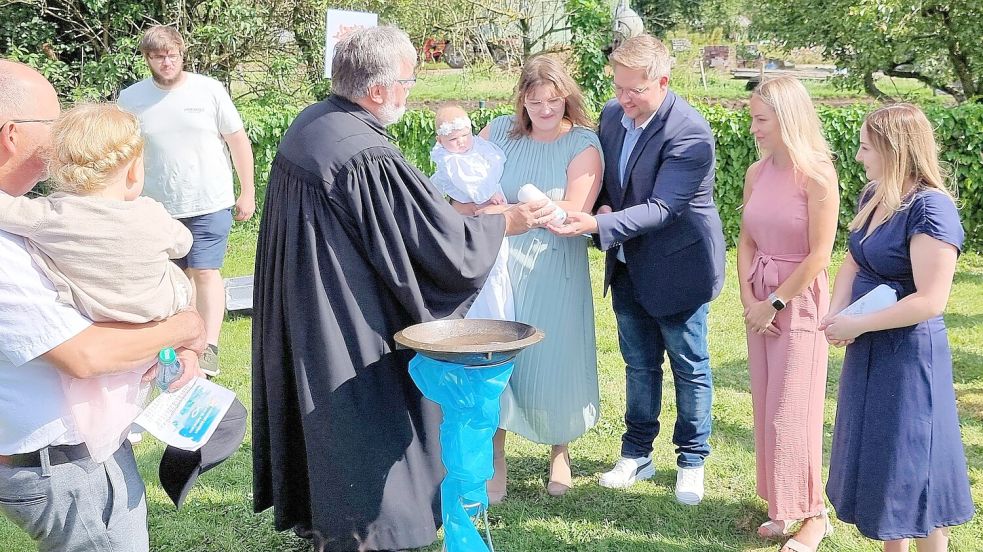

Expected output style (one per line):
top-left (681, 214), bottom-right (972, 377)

top-left (251, 96), bottom-right (505, 551)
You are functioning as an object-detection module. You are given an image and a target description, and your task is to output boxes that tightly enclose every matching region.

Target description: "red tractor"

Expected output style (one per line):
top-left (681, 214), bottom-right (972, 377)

top-left (420, 37), bottom-right (451, 64)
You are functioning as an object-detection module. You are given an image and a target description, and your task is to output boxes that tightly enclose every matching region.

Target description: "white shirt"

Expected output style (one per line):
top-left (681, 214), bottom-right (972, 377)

top-left (0, 230), bottom-right (90, 454)
top-left (118, 73), bottom-right (244, 218)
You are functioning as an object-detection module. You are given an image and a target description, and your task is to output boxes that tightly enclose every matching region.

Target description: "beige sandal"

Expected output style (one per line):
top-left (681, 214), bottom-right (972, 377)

top-left (758, 518), bottom-right (796, 540)
top-left (782, 509), bottom-right (833, 552)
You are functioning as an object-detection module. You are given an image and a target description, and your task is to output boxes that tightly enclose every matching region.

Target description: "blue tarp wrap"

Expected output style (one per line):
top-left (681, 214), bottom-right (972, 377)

top-left (409, 354), bottom-right (514, 552)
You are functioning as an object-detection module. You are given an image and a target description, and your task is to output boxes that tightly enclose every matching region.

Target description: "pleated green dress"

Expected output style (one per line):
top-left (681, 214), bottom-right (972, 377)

top-left (488, 115), bottom-right (601, 445)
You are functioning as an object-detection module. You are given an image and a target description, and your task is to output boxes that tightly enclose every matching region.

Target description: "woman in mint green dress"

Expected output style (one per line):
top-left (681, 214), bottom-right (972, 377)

top-left (465, 55), bottom-right (603, 500)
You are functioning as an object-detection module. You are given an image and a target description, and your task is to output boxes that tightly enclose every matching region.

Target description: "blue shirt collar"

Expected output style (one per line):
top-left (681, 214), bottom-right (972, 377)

top-left (620, 108), bottom-right (659, 133)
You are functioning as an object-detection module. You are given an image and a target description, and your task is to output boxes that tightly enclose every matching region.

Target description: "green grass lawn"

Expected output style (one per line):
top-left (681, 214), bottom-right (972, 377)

top-left (410, 65), bottom-right (941, 108)
top-left (3, 230), bottom-right (981, 551)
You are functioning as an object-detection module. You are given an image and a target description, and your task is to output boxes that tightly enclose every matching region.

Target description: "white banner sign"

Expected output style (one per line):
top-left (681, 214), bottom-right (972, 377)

top-left (324, 9), bottom-right (378, 78)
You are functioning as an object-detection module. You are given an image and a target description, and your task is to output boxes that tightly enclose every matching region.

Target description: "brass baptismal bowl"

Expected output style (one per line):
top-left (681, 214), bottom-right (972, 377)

top-left (394, 319), bottom-right (544, 367)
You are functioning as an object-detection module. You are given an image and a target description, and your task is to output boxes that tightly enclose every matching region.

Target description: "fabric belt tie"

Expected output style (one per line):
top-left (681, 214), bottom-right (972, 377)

top-left (747, 252), bottom-right (808, 298)
top-left (0, 443), bottom-right (90, 468)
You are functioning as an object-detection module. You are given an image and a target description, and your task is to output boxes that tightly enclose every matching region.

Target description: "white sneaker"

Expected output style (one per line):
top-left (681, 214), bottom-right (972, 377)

top-left (598, 456), bottom-right (655, 489)
top-left (674, 465), bottom-right (705, 505)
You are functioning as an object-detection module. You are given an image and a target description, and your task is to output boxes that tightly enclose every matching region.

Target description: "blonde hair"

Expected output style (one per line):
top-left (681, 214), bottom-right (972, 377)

top-left (510, 55), bottom-right (593, 139)
top-left (48, 103), bottom-right (144, 194)
top-left (435, 103), bottom-right (469, 126)
top-left (752, 76), bottom-right (836, 194)
top-left (608, 34), bottom-right (671, 81)
top-left (138, 25), bottom-right (187, 55)
top-left (849, 103), bottom-right (955, 237)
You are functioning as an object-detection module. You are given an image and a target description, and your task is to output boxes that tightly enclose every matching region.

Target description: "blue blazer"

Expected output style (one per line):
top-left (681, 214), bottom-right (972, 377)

top-left (594, 93), bottom-right (726, 317)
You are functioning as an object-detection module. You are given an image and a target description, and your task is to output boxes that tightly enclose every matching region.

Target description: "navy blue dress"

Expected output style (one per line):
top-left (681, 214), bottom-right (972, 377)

top-left (827, 189), bottom-right (975, 540)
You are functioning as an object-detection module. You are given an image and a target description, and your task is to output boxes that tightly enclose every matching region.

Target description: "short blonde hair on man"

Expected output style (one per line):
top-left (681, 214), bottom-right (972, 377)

top-left (49, 103), bottom-right (144, 194)
top-left (609, 34), bottom-right (671, 81)
top-left (138, 25), bottom-right (186, 55)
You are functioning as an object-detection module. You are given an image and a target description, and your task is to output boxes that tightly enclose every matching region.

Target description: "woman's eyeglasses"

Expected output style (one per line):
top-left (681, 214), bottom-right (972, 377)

top-left (524, 97), bottom-right (565, 112)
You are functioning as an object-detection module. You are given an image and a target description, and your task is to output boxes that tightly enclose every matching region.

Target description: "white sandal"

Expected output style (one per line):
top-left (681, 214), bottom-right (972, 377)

top-left (782, 509), bottom-right (833, 552)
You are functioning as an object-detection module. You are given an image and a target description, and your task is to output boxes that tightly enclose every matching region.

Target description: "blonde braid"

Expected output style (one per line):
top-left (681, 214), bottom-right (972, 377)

top-left (48, 103), bottom-right (144, 195)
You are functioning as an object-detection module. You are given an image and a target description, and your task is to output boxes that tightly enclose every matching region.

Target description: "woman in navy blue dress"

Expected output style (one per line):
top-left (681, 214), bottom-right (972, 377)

top-left (821, 104), bottom-right (974, 552)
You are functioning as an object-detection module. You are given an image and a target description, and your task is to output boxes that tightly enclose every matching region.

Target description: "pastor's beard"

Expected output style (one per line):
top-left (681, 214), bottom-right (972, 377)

top-left (377, 101), bottom-right (406, 127)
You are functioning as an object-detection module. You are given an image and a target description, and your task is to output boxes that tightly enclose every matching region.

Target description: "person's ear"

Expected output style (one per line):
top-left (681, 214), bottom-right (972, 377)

top-left (365, 83), bottom-right (387, 106)
top-left (0, 122), bottom-right (20, 157)
top-left (126, 155), bottom-right (144, 185)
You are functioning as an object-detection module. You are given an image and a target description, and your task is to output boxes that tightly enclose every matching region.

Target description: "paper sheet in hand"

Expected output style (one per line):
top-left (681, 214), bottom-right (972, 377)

top-left (134, 378), bottom-right (236, 451)
top-left (839, 284), bottom-right (898, 316)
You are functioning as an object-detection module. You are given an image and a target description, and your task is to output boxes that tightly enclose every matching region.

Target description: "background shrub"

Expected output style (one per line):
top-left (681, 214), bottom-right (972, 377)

top-left (242, 101), bottom-right (983, 250)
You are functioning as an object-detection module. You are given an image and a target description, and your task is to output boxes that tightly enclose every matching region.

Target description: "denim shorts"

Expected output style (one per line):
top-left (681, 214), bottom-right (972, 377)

top-left (176, 208), bottom-right (234, 270)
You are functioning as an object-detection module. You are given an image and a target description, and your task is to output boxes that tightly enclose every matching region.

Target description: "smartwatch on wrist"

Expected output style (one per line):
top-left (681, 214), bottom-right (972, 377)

top-left (767, 292), bottom-right (786, 311)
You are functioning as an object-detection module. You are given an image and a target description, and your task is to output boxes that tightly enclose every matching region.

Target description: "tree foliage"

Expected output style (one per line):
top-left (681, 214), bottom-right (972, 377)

top-left (0, 0), bottom-right (581, 102)
top-left (752, 0), bottom-right (983, 103)
top-left (631, 0), bottom-right (702, 37)
top-left (0, 0), bottom-right (299, 101)
top-left (565, 0), bottom-right (612, 114)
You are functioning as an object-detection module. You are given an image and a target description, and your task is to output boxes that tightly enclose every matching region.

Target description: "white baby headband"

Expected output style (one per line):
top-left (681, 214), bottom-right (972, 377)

top-left (436, 116), bottom-right (472, 136)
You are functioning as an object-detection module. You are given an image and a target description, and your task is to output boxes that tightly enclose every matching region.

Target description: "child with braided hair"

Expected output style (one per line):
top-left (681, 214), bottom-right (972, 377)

top-left (0, 102), bottom-right (194, 462)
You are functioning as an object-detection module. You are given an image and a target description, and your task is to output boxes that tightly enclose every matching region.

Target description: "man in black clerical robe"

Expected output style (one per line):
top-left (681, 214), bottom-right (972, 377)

top-left (251, 26), bottom-right (549, 551)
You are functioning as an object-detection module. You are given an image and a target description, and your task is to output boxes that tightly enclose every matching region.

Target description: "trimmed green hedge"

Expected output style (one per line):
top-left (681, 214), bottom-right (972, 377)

top-left (242, 101), bottom-right (983, 251)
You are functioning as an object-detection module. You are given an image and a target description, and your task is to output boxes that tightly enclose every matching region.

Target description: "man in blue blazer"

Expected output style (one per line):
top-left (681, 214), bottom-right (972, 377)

top-left (554, 35), bottom-right (725, 505)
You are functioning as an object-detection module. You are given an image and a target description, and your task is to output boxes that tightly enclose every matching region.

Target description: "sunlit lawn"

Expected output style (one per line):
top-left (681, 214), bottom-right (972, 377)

top-left (2, 230), bottom-right (980, 551)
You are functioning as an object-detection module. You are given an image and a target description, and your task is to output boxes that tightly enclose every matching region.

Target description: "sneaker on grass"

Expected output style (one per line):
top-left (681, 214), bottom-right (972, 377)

top-left (598, 455), bottom-right (655, 489)
top-left (200, 345), bottom-right (220, 378)
top-left (674, 465), bottom-right (705, 505)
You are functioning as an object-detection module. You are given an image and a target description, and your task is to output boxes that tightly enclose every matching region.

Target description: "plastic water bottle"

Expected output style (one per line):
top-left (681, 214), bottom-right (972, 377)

top-left (517, 183), bottom-right (567, 225)
top-left (156, 347), bottom-right (183, 391)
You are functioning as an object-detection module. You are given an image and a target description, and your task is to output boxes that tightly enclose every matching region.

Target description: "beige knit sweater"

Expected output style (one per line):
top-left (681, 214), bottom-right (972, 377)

top-left (0, 192), bottom-right (193, 323)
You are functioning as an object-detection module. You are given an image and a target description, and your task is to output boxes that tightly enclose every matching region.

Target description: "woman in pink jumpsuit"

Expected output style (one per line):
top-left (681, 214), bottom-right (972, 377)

top-left (738, 76), bottom-right (840, 552)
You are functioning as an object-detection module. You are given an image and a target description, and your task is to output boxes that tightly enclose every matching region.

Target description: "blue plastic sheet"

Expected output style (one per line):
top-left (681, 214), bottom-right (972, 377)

top-left (409, 354), bottom-right (514, 552)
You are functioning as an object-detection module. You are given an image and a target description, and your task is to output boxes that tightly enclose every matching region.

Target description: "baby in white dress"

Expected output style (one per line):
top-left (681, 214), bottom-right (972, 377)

top-left (430, 104), bottom-right (513, 321)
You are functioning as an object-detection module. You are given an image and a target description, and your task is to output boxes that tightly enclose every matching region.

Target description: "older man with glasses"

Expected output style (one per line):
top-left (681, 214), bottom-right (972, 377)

top-left (0, 59), bottom-right (206, 552)
top-left (554, 34), bottom-right (726, 506)
top-left (251, 25), bottom-right (551, 552)
top-left (118, 25), bottom-right (256, 378)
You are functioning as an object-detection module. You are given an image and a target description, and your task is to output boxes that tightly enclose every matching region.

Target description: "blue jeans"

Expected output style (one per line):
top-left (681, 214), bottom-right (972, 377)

top-left (611, 266), bottom-right (713, 468)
